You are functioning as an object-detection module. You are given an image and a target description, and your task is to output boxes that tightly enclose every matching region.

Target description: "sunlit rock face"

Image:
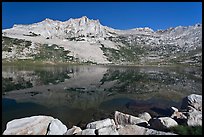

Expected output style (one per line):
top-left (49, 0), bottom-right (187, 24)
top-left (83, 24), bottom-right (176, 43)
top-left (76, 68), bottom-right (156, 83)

top-left (2, 16), bottom-right (114, 40)
top-left (2, 16), bottom-right (202, 65)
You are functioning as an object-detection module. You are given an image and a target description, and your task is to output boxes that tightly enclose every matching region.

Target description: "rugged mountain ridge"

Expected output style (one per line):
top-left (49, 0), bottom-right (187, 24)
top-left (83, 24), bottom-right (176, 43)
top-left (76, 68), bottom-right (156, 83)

top-left (2, 16), bottom-right (202, 66)
top-left (3, 16), bottom-right (116, 40)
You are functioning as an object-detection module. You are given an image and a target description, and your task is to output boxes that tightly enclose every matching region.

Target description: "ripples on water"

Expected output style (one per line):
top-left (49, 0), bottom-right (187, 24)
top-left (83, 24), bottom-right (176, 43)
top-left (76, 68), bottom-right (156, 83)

top-left (2, 65), bottom-right (202, 132)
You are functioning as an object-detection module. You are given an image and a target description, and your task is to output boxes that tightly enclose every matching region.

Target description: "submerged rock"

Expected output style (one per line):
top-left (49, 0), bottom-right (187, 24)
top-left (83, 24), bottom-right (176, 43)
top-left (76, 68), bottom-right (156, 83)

top-left (3, 116), bottom-right (54, 135)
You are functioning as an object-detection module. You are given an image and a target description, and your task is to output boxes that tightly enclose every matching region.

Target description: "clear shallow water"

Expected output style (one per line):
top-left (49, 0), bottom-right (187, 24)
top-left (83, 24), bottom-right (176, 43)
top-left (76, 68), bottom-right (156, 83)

top-left (2, 65), bottom-right (202, 132)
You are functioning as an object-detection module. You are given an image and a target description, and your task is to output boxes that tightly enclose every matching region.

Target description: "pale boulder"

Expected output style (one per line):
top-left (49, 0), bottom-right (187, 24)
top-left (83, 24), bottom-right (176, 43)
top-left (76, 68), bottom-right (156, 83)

top-left (3, 116), bottom-right (54, 135)
top-left (115, 111), bottom-right (148, 126)
top-left (181, 94), bottom-right (202, 111)
top-left (76, 129), bottom-right (96, 135)
top-left (117, 125), bottom-right (176, 135)
top-left (86, 118), bottom-right (116, 129)
top-left (186, 106), bottom-right (202, 126)
top-left (138, 112), bottom-right (152, 122)
top-left (64, 126), bottom-right (82, 135)
top-left (150, 117), bottom-right (178, 130)
top-left (47, 119), bottom-right (67, 135)
top-left (97, 125), bottom-right (119, 135)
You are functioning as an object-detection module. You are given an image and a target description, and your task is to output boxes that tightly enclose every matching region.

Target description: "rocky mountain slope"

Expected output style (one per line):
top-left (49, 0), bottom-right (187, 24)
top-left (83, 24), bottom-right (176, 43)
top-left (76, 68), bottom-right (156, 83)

top-left (2, 16), bottom-right (202, 66)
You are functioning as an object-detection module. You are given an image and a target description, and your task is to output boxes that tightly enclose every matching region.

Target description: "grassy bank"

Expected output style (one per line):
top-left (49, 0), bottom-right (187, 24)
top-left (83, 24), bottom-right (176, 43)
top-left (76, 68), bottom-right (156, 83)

top-left (2, 59), bottom-right (201, 68)
top-left (2, 60), bottom-right (95, 67)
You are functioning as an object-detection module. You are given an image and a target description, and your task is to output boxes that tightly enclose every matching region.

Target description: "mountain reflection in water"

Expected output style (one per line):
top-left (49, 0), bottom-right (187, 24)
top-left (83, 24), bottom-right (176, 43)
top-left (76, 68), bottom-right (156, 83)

top-left (2, 65), bottom-right (202, 132)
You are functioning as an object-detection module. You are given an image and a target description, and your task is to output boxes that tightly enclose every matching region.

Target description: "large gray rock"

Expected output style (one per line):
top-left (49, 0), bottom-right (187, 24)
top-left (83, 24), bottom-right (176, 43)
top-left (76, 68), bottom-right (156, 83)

top-left (138, 112), bottom-right (152, 122)
top-left (150, 117), bottom-right (178, 130)
top-left (115, 111), bottom-right (148, 127)
top-left (86, 118), bottom-right (116, 129)
top-left (117, 125), bottom-right (176, 135)
top-left (186, 106), bottom-right (202, 126)
top-left (47, 119), bottom-right (67, 135)
top-left (97, 125), bottom-right (119, 135)
top-left (145, 128), bottom-right (177, 135)
top-left (3, 116), bottom-right (54, 135)
top-left (76, 129), bottom-right (96, 135)
top-left (64, 126), bottom-right (82, 135)
top-left (181, 94), bottom-right (202, 111)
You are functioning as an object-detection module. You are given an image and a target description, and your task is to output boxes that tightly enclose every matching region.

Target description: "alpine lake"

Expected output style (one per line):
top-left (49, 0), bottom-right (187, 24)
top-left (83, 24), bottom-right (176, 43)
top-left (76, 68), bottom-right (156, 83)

top-left (2, 64), bottom-right (202, 132)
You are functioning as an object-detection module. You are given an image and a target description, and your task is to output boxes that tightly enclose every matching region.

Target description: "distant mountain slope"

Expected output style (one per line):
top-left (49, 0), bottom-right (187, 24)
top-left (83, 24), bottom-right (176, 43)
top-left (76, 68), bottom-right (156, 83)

top-left (2, 16), bottom-right (202, 66)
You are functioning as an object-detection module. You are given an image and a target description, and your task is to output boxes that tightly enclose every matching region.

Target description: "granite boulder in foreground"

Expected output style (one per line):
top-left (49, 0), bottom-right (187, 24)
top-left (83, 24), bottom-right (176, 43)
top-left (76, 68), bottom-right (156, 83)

top-left (117, 125), bottom-right (176, 135)
top-left (114, 111), bottom-right (148, 127)
top-left (3, 115), bottom-right (176, 135)
top-left (3, 116), bottom-right (67, 135)
top-left (47, 119), bottom-right (67, 135)
top-left (181, 94), bottom-right (202, 111)
top-left (149, 117), bottom-right (178, 130)
top-left (181, 94), bottom-right (202, 126)
top-left (3, 94), bottom-right (202, 135)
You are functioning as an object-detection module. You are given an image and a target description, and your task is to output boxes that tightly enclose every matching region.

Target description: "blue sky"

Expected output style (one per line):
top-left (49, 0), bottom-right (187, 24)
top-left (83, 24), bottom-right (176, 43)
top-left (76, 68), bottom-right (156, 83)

top-left (2, 2), bottom-right (202, 30)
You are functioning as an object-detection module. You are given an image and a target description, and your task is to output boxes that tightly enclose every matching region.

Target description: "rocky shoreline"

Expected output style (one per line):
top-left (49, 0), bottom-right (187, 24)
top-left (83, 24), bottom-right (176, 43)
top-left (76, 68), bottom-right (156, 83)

top-left (3, 94), bottom-right (202, 135)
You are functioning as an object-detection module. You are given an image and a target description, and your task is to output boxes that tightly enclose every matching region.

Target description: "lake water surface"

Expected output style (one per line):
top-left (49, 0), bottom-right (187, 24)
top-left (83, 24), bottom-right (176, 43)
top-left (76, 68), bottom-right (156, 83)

top-left (2, 65), bottom-right (202, 132)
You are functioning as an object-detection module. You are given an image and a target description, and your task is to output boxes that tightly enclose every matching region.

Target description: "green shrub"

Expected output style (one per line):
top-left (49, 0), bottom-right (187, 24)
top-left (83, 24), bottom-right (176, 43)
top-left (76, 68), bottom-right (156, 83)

top-left (169, 125), bottom-right (202, 135)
